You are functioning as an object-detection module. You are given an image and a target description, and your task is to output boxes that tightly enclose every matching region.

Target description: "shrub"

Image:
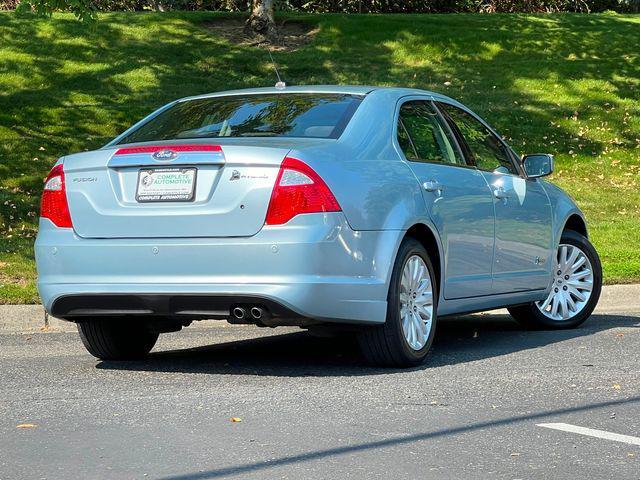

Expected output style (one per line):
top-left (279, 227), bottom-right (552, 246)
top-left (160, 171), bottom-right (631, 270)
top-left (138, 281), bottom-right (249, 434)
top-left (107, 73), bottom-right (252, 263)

top-left (3, 0), bottom-right (638, 13)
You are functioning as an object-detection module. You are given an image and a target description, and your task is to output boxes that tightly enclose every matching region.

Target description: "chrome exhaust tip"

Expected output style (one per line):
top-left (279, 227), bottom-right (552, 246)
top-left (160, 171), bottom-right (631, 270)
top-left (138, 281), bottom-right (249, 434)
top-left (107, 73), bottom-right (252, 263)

top-left (232, 307), bottom-right (246, 320)
top-left (250, 306), bottom-right (264, 320)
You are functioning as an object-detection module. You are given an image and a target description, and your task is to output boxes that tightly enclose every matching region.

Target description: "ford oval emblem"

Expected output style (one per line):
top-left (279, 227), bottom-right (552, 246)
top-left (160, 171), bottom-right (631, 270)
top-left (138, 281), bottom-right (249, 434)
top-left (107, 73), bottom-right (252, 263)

top-left (152, 149), bottom-right (178, 161)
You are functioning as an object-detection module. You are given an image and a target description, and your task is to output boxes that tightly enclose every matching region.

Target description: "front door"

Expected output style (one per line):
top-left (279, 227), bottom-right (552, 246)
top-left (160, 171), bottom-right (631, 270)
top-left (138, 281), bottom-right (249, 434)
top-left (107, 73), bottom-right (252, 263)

top-left (397, 99), bottom-right (495, 299)
top-left (437, 102), bottom-right (553, 293)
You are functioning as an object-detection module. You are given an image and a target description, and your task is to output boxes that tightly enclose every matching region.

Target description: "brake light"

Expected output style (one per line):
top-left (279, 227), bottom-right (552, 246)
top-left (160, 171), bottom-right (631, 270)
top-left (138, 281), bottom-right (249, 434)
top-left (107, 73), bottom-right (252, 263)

top-left (265, 157), bottom-right (341, 225)
top-left (40, 164), bottom-right (73, 228)
top-left (114, 144), bottom-right (222, 155)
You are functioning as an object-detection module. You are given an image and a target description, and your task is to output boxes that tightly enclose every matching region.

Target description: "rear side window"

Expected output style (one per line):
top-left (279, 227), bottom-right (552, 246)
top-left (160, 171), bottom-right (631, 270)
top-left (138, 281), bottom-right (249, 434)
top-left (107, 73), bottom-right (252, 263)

top-left (397, 101), bottom-right (464, 166)
top-left (117, 94), bottom-right (362, 144)
top-left (437, 102), bottom-right (517, 175)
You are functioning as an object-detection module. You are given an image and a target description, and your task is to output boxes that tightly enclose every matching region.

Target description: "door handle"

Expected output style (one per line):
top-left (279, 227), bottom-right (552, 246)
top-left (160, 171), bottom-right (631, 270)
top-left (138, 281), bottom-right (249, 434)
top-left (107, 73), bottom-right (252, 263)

top-left (492, 186), bottom-right (509, 199)
top-left (423, 180), bottom-right (444, 193)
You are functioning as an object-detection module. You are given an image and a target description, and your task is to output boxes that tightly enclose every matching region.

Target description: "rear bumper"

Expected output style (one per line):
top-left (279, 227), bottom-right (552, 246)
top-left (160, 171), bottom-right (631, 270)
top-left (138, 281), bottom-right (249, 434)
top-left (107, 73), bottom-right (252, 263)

top-left (36, 213), bottom-right (400, 324)
top-left (50, 293), bottom-right (305, 326)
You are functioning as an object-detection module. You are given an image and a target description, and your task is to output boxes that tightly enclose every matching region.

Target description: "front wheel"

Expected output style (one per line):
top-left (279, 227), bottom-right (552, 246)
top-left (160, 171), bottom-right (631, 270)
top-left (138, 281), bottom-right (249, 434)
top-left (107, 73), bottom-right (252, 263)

top-left (358, 238), bottom-right (438, 367)
top-left (508, 229), bottom-right (602, 330)
top-left (77, 318), bottom-right (159, 360)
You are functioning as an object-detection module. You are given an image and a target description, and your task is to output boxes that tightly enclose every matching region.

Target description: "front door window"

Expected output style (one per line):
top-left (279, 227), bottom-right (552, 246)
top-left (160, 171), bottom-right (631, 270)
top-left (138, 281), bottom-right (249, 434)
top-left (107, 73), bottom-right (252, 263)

top-left (437, 103), bottom-right (517, 175)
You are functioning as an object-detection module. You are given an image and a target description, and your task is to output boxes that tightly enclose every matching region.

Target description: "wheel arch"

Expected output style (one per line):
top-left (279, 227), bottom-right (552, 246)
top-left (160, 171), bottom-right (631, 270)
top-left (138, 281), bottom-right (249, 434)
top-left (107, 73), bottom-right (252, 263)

top-left (403, 223), bottom-right (443, 297)
top-left (562, 213), bottom-right (588, 238)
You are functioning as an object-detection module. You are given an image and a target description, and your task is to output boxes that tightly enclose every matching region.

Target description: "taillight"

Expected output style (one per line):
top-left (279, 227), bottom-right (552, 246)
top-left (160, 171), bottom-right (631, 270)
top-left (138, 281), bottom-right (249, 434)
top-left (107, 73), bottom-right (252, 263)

top-left (41, 164), bottom-right (73, 228)
top-left (265, 157), bottom-right (341, 225)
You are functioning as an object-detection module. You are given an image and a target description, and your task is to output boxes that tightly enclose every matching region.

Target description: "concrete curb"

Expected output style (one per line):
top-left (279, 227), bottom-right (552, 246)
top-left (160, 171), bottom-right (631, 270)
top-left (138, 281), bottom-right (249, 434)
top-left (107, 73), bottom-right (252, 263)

top-left (1, 284), bottom-right (639, 333)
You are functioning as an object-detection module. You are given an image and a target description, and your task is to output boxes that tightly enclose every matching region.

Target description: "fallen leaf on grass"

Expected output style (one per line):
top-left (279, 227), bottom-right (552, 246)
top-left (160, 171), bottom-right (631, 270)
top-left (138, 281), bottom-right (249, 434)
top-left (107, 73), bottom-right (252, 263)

top-left (613, 384), bottom-right (621, 390)
top-left (16, 424), bottom-right (37, 429)
top-left (230, 417), bottom-right (242, 423)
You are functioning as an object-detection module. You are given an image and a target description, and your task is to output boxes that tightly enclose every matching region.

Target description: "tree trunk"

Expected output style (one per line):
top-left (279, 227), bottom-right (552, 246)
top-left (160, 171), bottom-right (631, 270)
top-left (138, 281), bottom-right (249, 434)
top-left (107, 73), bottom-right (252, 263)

top-left (245, 0), bottom-right (277, 41)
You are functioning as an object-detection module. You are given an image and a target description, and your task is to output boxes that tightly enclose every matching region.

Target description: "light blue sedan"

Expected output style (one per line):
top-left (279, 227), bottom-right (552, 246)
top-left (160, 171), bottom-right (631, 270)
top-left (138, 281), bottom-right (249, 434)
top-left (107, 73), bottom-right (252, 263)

top-left (35, 86), bottom-right (602, 367)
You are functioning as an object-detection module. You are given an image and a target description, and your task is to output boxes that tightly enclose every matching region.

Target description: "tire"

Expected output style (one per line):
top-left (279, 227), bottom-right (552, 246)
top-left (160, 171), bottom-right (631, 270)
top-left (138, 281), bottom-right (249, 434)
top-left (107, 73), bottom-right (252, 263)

top-left (358, 238), bottom-right (438, 367)
top-left (77, 318), bottom-right (159, 360)
top-left (508, 229), bottom-right (602, 330)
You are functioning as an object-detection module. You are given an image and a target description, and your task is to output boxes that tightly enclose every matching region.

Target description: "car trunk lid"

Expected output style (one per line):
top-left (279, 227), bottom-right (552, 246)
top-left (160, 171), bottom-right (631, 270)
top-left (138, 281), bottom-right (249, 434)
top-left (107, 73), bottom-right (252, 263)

top-left (64, 143), bottom-right (289, 238)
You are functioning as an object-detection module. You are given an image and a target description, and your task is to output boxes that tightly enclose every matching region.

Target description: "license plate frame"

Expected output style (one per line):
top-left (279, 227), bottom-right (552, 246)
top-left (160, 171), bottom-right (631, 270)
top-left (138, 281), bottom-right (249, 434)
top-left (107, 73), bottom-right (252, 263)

top-left (135, 167), bottom-right (197, 203)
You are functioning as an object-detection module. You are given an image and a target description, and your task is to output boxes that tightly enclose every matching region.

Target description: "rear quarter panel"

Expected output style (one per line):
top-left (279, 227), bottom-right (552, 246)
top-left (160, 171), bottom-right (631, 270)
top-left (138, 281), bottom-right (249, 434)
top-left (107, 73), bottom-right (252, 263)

top-left (293, 89), bottom-right (424, 231)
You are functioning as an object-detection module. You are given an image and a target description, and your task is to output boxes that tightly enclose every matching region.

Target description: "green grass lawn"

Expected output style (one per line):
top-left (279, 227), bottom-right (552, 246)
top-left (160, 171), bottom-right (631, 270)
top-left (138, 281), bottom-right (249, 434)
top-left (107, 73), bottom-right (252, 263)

top-left (0, 11), bottom-right (639, 303)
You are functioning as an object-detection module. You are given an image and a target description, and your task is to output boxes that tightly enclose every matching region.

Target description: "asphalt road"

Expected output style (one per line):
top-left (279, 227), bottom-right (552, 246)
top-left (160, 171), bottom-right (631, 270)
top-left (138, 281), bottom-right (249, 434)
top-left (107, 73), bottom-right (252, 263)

top-left (1, 286), bottom-right (639, 480)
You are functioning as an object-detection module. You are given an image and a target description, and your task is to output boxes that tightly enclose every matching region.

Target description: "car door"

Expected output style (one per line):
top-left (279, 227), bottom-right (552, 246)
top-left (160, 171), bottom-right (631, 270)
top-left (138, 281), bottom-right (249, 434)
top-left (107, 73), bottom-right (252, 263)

top-left (436, 101), bottom-right (553, 294)
top-left (396, 99), bottom-right (495, 299)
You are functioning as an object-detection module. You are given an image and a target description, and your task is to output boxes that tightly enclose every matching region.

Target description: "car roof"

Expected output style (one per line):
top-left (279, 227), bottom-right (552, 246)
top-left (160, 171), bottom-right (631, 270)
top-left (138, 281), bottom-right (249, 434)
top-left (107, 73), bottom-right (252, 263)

top-left (178, 85), bottom-right (451, 102)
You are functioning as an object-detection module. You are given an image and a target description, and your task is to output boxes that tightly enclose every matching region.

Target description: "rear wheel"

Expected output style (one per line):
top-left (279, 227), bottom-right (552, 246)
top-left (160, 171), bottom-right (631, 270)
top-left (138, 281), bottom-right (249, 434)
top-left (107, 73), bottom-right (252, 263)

top-left (508, 230), bottom-right (602, 330)
top-left (358, 238), bottom-right (437, 367)
top-left (77, 318), bottom-right (159, 360)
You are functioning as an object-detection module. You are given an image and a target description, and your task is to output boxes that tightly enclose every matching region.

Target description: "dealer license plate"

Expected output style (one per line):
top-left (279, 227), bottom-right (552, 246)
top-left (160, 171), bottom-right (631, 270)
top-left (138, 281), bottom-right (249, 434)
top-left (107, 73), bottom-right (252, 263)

top-left (136, 168), bottom-right (197, 202)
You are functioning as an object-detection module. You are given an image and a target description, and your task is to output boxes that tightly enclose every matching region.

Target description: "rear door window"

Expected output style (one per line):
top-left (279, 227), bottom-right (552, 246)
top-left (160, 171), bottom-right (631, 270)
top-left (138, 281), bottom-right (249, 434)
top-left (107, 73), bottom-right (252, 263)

top-left (117, 94), bottom-right (362, 144)
top-left (397, 101), bottom-right (465, 166)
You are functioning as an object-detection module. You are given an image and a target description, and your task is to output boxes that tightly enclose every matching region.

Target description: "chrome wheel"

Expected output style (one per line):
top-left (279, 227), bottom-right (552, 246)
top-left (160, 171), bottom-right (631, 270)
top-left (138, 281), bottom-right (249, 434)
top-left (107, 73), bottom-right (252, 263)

top-left (536, 243), bottom-right (594, 321)
top-left (399, 255), bottom-right (434, 350)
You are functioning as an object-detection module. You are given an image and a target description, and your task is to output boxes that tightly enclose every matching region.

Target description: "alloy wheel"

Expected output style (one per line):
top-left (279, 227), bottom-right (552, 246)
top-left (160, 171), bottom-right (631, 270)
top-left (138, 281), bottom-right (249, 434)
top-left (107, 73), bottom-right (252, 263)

top-left (399, 255), bottom-right (434, 350)
top-left (536, 243), bottom-right (594, 321)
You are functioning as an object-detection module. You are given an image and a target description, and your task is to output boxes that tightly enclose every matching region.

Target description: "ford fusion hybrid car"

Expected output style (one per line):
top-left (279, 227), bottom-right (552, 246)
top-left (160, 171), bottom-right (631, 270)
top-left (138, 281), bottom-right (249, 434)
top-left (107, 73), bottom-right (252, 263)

top-left (35, 86), bottom-right (602, 367)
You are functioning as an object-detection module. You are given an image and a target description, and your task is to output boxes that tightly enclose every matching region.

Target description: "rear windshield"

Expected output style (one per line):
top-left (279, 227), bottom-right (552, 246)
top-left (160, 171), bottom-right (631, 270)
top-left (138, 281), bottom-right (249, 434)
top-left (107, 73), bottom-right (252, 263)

top-left (117, 93), bottom-right (362, 144)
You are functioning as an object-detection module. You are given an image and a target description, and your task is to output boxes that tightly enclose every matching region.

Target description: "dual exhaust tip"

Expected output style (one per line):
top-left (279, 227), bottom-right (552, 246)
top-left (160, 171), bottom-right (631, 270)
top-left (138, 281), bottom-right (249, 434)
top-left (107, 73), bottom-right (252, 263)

top-left (232, 306), bottom-right (265, 321)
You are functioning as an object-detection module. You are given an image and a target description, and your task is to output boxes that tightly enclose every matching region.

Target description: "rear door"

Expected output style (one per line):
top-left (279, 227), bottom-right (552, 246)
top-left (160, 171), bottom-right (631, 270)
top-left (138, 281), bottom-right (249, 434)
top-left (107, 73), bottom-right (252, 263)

top-left (397, 99), bottom-right (495, 299)
top-left (64, 143), bottom-right (287, 238)
top-left (437, 102), bottom-right (553, 293)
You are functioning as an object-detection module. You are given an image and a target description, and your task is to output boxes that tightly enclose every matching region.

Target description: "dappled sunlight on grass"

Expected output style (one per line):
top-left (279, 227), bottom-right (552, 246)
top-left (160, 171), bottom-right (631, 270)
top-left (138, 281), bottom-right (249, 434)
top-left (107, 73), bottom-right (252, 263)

top-left (0, 11), bottom-right (638, 301)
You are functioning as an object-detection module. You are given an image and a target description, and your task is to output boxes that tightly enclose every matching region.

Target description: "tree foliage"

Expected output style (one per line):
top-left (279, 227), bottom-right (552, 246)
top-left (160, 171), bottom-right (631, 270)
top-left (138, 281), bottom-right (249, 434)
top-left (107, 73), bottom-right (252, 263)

top-left (276, 0), bottom-right (639, 13)
top-left (6, 0), bottom-right (640, 13)
top-left (16, 0), bottom-right (96, 20)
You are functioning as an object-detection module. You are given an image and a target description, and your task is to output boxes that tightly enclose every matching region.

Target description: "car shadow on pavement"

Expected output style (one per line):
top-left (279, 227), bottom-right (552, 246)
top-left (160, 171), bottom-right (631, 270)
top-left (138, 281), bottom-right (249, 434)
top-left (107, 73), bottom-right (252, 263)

top-left (96, 313), bottom-right (640, 377)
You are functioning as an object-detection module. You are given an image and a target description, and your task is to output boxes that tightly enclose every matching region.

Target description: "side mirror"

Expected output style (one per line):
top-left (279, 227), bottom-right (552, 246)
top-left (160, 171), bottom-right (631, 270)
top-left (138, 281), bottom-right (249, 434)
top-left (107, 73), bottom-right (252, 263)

top-left (522, 153), bottom-right (554, 178)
